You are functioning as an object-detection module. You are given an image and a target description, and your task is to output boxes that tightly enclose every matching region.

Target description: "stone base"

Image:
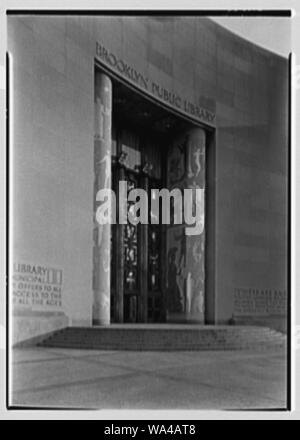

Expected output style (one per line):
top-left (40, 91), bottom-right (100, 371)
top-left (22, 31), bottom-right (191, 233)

top-left (39, 324), bottom-right (286, 351)
top-left (92, 318), bottom-right (110, 326)
top-left (233, 315), bottom-right (287, 334)
top-left (12, 309), bottom-right (69, 347)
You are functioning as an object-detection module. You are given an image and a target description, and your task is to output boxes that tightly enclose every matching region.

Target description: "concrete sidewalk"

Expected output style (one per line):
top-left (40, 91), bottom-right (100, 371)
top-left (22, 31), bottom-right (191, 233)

top-left (10, 347), bottom-right (287, 410)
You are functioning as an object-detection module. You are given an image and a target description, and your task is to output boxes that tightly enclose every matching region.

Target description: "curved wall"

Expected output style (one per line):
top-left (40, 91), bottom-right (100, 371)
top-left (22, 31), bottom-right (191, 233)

top-left (7, 15), bottom-right (289, 341)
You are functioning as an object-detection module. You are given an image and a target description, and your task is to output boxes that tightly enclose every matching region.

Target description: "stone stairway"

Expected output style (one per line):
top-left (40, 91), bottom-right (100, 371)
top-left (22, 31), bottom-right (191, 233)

top-left (38, 324), bottom-right (287, 351)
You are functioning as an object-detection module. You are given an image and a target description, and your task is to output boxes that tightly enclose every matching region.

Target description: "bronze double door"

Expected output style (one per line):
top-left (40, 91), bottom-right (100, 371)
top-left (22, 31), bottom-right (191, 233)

top-left (111, 164), bottom-right (164, 323)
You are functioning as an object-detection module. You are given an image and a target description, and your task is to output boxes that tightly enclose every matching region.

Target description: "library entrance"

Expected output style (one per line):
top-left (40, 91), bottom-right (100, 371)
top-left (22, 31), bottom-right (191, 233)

top-left (93, 69), bottom-right (207, 325)
top-left (110, 79), bottom-right (171, 324)
top-left (111, 163), bottom-right (164, 323)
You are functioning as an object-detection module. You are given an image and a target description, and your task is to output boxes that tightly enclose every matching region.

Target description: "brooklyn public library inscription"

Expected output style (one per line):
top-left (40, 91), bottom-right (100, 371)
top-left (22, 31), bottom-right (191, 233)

top-left (95, 42), bottom-right (216, 126)
top-left (12, 262), bottom-right (63, 311)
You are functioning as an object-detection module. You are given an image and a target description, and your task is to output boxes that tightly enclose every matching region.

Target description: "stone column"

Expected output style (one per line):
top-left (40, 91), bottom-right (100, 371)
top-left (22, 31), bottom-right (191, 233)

top-left (139, 174), bottom-right (149, 322)
top-left (166, 127), bottom-right (206, 323)
top-left (93, 72), bottom-right (112, 325)
top-left (115, 165), bottom-right (125, 323)
top-left (185, 128), bottom-right (206, 323)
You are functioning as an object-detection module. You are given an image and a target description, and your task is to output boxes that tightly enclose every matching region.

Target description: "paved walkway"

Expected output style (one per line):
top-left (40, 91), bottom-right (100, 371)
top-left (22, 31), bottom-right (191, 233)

top-left (10, 347), bottom-right (287, 410)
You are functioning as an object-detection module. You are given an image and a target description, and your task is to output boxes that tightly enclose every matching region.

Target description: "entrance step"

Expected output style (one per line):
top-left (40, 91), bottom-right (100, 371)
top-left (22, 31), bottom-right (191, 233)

top-left (38, 324), bottom-right (287, 351)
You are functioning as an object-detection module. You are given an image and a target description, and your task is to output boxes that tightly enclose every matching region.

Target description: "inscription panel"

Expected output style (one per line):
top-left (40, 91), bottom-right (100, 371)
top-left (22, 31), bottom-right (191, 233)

top-left (12, 262), bottom-right (63, 311)
top-left (95, 42), bottom-right (216, 127)
top-left (234, 287), bottom-right (287, 316)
